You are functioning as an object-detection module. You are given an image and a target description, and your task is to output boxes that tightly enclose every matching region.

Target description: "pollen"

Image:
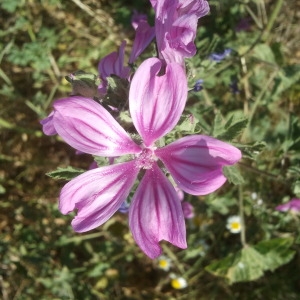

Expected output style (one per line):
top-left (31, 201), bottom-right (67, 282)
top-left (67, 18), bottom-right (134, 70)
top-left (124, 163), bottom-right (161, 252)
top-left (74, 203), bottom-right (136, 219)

top-left (135, 147), bottom-right (157, 169)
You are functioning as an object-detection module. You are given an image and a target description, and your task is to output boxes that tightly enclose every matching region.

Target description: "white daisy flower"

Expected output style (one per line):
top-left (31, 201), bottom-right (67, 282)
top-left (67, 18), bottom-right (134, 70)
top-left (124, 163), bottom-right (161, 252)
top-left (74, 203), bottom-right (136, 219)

top-left (170, 275), bottom-right (188, 289)
top-left (157, 255), bottom-right (172, 271)
top-left (226, 215), bottom-right (242, 234)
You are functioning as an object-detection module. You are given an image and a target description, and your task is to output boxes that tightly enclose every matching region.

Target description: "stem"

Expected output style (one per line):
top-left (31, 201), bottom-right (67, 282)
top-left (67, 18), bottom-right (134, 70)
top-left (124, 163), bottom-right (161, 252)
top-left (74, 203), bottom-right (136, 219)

top-left (241, 70), bottom-right (278, 142)
top-left (261, 0), bottom-right (284, 42)
top-left (239, 185), bottom-right (247, 247)
top-left (161, 244), bottom-right (185, 274)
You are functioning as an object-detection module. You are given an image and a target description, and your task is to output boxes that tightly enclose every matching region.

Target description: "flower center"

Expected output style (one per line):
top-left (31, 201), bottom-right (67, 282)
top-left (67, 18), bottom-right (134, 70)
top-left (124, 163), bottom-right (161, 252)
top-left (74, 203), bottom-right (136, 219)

top-left (135, 147), bottom-right (157, 169)
top-left (231, 222), bottom-right (241, 230)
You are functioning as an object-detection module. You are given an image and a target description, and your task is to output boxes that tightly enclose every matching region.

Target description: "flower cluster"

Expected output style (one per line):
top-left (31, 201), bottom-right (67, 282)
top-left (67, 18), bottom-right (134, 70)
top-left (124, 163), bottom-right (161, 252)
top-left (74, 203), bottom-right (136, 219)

top-left (41, 0), bottom-right (241, 259)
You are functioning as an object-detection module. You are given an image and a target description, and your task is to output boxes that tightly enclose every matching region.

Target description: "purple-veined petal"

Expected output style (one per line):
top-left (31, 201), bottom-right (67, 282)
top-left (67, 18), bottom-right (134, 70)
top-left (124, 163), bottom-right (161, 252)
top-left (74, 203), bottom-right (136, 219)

top-left (129, 163), bottom-right (187, 259)
top-left (151, 0), bottom-right (209, 65)
top-left (129, 17), bottom-right (155, 64)
top-left (53, 96), bottom-right (141, 156)
top-left (40, 111), bottom-right (57, 135)
top-left (178, 0), bottom-right (210, 18)
top-left (60, 160), bottom-right (139, 232)
top-left (131, 10), bottom-right (148, 30)
top-left (129, 58), bottom-right (187, 146)
top-left (155, 135), bottom-right (242, 195)
top-left (98, 41), bottom-right (130, 80)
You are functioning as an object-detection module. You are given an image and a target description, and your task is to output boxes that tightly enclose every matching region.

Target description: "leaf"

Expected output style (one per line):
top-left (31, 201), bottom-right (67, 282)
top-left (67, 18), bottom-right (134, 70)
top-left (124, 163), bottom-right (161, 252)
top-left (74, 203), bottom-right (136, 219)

top-left (213, 112), bottom-right (248, 141)
top-left (270, 65), bottom-right (300, 101)
top-left (229, 246), bottom-right (267, 283)
top-left (212, 112), bottom-right (224, 138)
top-left (223, 165), bottom-right (245, 185)
top-left (252, 43), bottom-right (276, 64)
top-left (205, 251), bottom-right (238, 279)
top-left (46, 166), bottom-right (85, 180)
top-left (254, 237), bottom-right (295, 272)
top-left (205, 238), bottom-right (295, 284)
top-left (177, 114), bottom-right (200, 133)
top-left (233, 141), bottom-right (266, 159)
top-left (206, 196), bottom-right (237, 215)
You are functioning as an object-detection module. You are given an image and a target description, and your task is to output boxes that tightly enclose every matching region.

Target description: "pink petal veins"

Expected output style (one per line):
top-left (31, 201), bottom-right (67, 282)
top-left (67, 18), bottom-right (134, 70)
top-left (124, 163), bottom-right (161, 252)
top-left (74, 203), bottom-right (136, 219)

top-left (59, 161), bottom-right (139, 232)
top-left (129, 58), bottom-right (187, 146)
top-left (53, 96), bottom-right (141, 157)
top-left (155, 135), bottom-right (242, 195)
top-left (40, 111), bottom-right (57, 135)
top-left (129, 164), bottom-right (187, 259)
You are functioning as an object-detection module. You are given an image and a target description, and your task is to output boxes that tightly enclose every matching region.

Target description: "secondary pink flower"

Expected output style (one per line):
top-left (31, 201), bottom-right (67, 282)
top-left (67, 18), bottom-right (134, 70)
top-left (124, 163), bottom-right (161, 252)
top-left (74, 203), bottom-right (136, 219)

top-left (150, 0), bottom-right (210, 65)
top-left (175, 186), bottom-right (194, 219)
top-left (46, 58), bottom-right (241, 258)
top-left (276, 198), bottom-right (300, 213)
top-left (181, 201), bottom-right (194, 219)
top-left (129, 11), bottom-right (155, 64)
top-left (40, 111), bottom-right (56, 135)
top-left (98, 41), bottom-right (131, 95)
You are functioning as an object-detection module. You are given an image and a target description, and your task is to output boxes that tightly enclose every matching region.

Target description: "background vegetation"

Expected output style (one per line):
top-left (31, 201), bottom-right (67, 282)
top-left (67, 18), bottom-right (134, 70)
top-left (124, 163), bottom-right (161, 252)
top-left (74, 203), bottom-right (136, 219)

top-left (0, 0), bottom-right (299, 299)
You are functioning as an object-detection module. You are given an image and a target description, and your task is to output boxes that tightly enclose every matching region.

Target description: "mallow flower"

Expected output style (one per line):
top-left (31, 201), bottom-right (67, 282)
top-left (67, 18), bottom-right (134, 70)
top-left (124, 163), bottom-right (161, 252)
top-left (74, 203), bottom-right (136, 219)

top-left (150, 0), bottom-right (210, 65)
top-left (98, 41), bottom-right (131, 95)
top-left (129, 11), bottom-right (155, 64)
top-left (43, 58), bottom-right (241, 258)
top-left (276, 198), bottom-right (300, 214)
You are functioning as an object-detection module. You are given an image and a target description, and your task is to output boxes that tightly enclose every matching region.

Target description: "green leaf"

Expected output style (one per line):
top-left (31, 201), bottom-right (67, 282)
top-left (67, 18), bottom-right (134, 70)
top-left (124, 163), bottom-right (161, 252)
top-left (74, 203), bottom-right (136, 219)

top-left (270, 65), bottom-right (300, 101)
top-left (206, 238), bottom-right (295, 284)
top-left (177, 114), bottom-right (200, 133)
top-left (233, 141), bottom-right (266, 159)
top-left (254, 237), bottom-right (295, 272)
top-left (252, 43), bottom-right (276, 64)
top-left (46, 166), bottom-right (85, 180)
top-left (206, 196), bottom-right (237, 215)
top-left (228, 246), bottom-right (266, 283)
top-left (223, 165), bottom-right (245, 185)
top-left (213, 112), bottom-right (248, 141)
top-left (212, 112), bottom-right (224, 138)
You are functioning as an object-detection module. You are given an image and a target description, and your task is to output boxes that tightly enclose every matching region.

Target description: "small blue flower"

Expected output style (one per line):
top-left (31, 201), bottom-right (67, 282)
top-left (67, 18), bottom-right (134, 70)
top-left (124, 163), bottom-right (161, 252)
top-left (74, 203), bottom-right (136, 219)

top-left (192, 79), bottom-right (204, 92)
top-left (118, 201), bottom-right (130, 213)
top-left (209, 49), bottom-right (232, 62)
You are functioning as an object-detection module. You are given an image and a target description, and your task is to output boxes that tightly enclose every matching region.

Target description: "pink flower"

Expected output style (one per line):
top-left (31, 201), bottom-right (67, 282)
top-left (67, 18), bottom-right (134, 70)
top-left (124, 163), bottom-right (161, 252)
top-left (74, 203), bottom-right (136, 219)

top-left (98, 41), bottom-right (131, 95)
top-left (45, 58), bottom-right (241, 258)
top-left (40, 111), bottom-right (56, 135)
top-left (129, 11), bottom-right (155, 64)
top-left (175, 186), bottom-right (194, 219)
top-left (150, 0), bottom-right (210, 65)
top-left (181, 201), bottom-right (194, 219)
top-left (276, 198), bottom-right (300, 213)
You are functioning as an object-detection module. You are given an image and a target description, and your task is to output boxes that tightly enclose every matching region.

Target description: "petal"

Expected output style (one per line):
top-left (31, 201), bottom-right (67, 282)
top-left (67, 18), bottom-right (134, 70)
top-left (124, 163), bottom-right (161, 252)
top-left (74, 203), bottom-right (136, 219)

top-left (178, 0), bottom-right (210, 18)
top-left (40, 111), bottom-right (57, 135)
top-left (129, 58), bottom-right (187, 146)
top-left (129, 20), bottom-right (155, 64)
top-left (181, 201), bottom-right (194, 219)
top-left (151, 0), bottom-right (209, 65)
top-left (155, 135), bottom-right (242, 195)
top-left (59, 160), bottom-right (139, 232)
top-left (53, 96), bottom-right (141, 156)
top-left (98, 41), bottom-right (130, 80)
top-left (129, 164), bottom-right (187, 259)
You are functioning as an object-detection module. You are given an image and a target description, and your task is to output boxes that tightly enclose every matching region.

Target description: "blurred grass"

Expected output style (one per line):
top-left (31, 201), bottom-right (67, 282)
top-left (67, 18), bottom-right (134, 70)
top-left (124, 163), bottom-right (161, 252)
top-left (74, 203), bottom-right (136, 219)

top-left (0, 0), bottom-right (300, 299)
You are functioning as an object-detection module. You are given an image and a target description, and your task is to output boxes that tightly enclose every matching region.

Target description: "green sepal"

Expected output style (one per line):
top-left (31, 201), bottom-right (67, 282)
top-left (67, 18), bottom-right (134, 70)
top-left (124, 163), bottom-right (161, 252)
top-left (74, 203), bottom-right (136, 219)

top-left (46, 166), bottom-right (85, 180)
